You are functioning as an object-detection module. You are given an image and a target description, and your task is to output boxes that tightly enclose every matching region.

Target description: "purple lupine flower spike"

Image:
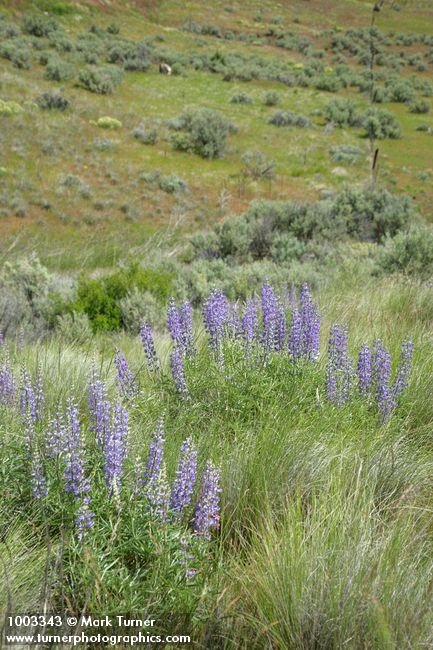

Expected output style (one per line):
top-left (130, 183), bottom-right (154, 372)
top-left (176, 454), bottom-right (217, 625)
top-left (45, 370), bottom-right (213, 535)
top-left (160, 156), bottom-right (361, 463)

top-left (325, 323), bottom-right (353, 406)
top-left (300, 283), bottom-right (321, 361)
top-left (140, 321), bottom-right (159, 371)
top-left (47, 408), bottom-right (66, 458)
top-left (142, 418), bottom-right (165, 488)
top-left (146, 462), bottom-right (170, 520)
top-left (31, 450), bottom-right (48, 499)
top-left (170, 345), bottom-right (188, 397)
top-left (241, 297), bottom-right (259, 358)
top-left (193, 461), bottom-right (221, 539)
top-left (391, 337), bottom-right (414, 402)
top-left (114, 348), bottom-right (137, 399)
top-left (228, 302), bottom-right (242, 341)
top-left (357, 344), bottom-right (372, 396)
top-left (179, 301), bottom-right (195, 356)
top-left (64, 397), bottom-right (88, 497)
top-left (104, 402), bottom-right (128, 494)
top-left (288, 305), bottom-right (302, 361)
top-left (76, 495), bottom-right (94, 540)
top-left (0, 350), bottom-right (16, 405)
top-left (372, 339), bottom-right (392, 420)
top-left (203, 289), bottom-right (230, 367)
top-left (170, 437), bottom-right (197, 518)
top-left (34, 363), bottom-right (44, 422)
top-left (0, 332), bottom-right (4, 347)
top-left (261, 282), bottom-right (279, 354)
top-left (167, 298), bottom-right (183, 348)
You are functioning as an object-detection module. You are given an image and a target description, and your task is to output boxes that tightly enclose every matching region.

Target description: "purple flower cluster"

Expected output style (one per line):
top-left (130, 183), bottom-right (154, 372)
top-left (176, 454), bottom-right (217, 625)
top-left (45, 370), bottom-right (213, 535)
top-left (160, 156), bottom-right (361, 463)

top-left (287, 285), bottom-right (321, 362)
top-left (88, 367), bottom-right (111, 448)
top-left (325, 324), bottom-right (353, 406)
top-left (114, 348), bottom-right (138, 399)
top-left (357, 344), bottom-right (372, 396)
top-left (203, 289), bottom-right (230, 365)
top-left (371, 340), bottom-right (392, 419)
top-left (76, 495), bottom-right (95, 541)
top-left (261, 283), bottom-right (286, 355)
top-left (168, 299), bottom-right (195, 357)
top-left (324, 330), bottom-right (410, 419)
top-left (170, 437), bottom-right (197, 518)
top-left (31, 450), bottom-right (47, 499)
top-left (64, 397), bottom-right (89, 497)
top-left (193, 461), bottom-right (221, 539)
top-left (142, 418), bottom-right (165, 489)
top-left (299, 284), bottom-right (321, 361)
top-left (0, 351), bottom-right (16, 406)
top-left (140, 321), bottom-right (159, 372)
top-left (19, 365), bottom-right (44, 427)
top-left (170, 345), bottom-right (189, 397)
top-left (241, 297), bottom-right (259, 357)
top-left (104, 402), bottom-right (128, 494)
top-left (134, 422), bottom-right (220, 536)
top-left (47, 408), bottom-right (66, 458)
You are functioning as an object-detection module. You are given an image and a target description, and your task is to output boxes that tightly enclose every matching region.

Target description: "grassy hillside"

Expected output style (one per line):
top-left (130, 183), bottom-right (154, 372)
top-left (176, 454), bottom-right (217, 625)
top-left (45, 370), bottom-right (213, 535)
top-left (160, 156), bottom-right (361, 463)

top-left (0, 0), bottom-right (432, 270)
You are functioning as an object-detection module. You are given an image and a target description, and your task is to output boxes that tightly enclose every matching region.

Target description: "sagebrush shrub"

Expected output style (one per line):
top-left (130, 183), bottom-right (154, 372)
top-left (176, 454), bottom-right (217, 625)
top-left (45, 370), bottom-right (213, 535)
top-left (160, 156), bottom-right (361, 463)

top-left (22, 15), bottom-right (58, 37)
top-left (324, 98), bottom-right (361, 127)
top-left (159, 175), bottom-right (188, 193)
top-left (263, 91), bottom-right (280, 106)
top-left (171, 107), bottom-right (236, 159)
top-left (79, 66), bottom-right (123, 94)
top-left (377, 225), bottom-right (433, 279)
top-left (362, 107), bottom-right (401, 139)
top-left (408, 98), bottom-right (430, 114)
top-left (37, 91), bottom-right (69, 111)
top-left (44, 58), bottom-right (74, 82)
top-left (230, 92), bottom-right (253, 104)
top-left (241, 150), bottom-right (275, 179)
top-left (269, 111), bottom-right (312, 127)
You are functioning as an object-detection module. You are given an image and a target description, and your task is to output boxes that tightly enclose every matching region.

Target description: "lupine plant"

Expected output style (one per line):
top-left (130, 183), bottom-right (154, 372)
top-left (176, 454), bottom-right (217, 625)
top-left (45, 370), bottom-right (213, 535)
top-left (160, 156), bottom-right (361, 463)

top-left (140, 320), bottom-right (159, 372)
top-left (114, 348), bottom-right (138, 398)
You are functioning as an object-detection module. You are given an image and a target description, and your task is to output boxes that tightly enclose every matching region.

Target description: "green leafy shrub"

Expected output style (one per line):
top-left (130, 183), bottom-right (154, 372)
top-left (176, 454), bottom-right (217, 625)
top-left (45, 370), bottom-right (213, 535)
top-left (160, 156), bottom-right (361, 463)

top-left (170, 107), bottom-right (236, 159)
top-left (377, 225), bottom-right (433, 279)
top-left (79, 66), bottom-right (123, 94)
top-left (362, 108), bottom-right (401, 139)
top-left (37, 91), bottom-right (69, 111)
top-left (71, 264), bottom-right (173, 332)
